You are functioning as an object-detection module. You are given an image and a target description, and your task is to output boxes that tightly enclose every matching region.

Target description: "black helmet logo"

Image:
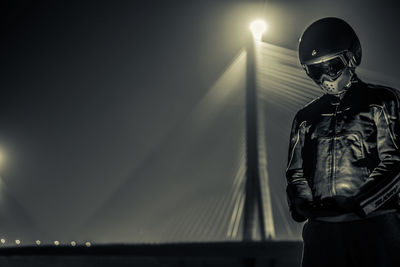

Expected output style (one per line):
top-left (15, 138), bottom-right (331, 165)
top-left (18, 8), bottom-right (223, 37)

top-left (312, 50), bottom-right (317, 56)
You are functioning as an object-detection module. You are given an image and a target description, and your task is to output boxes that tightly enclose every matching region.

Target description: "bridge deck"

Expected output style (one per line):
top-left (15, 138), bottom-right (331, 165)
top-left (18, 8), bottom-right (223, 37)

top-left (0, 241), bottom-right (303, 267)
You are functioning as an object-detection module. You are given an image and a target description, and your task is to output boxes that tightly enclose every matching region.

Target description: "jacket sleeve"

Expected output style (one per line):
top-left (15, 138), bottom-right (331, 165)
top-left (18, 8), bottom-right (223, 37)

top-left (354, 89), bottom-right (400, 215)
top-left (286, 112), bottom-right (313, 222)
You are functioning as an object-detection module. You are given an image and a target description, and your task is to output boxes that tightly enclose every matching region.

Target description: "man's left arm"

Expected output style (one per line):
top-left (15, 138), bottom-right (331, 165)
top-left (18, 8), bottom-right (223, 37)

top-left (353, 90), bottom-right (400, 216)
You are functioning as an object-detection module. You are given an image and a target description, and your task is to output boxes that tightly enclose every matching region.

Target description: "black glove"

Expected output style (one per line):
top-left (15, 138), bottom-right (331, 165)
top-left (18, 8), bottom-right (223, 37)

top-left (293, 198), bottom-right (314, 219)
top-left (287, 183), bottom-right (314, 222)
top-left (329, 196), bottom-right (366, 217)
top-left (311, 196), bottom-right (365, 218)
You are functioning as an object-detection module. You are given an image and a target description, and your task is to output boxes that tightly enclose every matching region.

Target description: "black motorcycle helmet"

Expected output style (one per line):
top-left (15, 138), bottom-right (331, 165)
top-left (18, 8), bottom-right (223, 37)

top-left (298, 17), bottom-right (362, 67)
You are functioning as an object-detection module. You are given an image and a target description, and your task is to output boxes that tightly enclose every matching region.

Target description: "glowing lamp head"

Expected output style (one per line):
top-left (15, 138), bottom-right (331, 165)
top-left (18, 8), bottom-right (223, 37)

top-left (250, 20), bottom-right (267, 41)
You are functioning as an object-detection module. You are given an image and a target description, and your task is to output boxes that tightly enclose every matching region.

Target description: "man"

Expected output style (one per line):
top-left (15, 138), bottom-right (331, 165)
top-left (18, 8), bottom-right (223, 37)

top-left (286, 17), bottom-right (400, 267)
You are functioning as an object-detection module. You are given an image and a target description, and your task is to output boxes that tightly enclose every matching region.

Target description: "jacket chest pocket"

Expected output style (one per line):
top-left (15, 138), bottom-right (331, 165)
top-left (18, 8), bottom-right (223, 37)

top-left (337, 133), bottom-right (365, 161)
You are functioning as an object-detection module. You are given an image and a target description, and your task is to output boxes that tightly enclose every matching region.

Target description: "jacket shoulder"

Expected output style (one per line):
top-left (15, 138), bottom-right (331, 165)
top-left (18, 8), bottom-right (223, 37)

top-left (362, 82), bottom-right (400, 104)
top-left (295, 95), bottom-right (326, 120)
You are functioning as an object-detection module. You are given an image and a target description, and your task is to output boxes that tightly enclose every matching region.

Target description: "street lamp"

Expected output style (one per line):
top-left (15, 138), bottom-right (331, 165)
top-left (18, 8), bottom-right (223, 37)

top-left (243, 19), bottom-right (268, 241)
top-left (250, 20), bottom-right (267, 41)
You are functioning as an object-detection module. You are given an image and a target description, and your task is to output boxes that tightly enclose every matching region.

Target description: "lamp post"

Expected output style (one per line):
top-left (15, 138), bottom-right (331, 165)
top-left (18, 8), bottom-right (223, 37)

top-left (243, 20), bottom-right (267, 241)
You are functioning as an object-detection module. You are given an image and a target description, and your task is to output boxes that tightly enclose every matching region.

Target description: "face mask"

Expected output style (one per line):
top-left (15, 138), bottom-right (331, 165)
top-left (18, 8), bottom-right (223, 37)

top-left (319, 67), bottom-right (353, 95)
top-left (303, 54), bottom-right (353, 95)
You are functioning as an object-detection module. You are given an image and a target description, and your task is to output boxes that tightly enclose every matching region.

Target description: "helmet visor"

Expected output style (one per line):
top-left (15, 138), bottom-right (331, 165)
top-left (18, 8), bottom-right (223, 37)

top-left (304, 55), bottom-right (347, 81)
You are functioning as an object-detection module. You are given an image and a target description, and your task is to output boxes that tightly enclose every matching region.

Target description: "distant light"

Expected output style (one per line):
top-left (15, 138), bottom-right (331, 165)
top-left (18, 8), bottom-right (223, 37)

top-left (85, 242), bottom-right (91, 247)
top-left (54, 241), bottom-right (60, 246)
top-left (71, 241), bottom-right (76, 246)
top-left (15, 240), bottom-right (21, 245)
top-left (0, 239), bottom-right (5, 244)
top-left (250, 20), bottom-right (267, 41)
top-left (36, 240), bottom-right (41, 245)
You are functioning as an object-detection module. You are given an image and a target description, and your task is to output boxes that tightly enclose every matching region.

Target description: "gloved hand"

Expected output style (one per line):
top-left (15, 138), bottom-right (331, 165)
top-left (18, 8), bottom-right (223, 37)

top-left (286, 183), bottom-right (314, 222)
top-left (329, 196), bottom-right (365, 217)
top-left (311, 196), bottom-right (365, 218)
top-left (293, 198), bottom-right (314, 218)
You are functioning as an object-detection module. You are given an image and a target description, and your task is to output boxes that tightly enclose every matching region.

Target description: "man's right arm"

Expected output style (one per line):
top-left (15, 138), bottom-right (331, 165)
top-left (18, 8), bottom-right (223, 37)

top-left (286, 112), bottom-right (313, 222)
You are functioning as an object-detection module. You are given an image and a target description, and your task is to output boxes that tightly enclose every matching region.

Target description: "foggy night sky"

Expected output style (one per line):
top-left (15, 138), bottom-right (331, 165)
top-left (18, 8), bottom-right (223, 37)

top-left (1, 0), bottom-right (400, 243)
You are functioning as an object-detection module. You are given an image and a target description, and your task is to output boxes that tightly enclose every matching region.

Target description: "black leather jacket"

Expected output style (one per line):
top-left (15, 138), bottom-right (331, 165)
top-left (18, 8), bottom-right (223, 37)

top-left (286, 77), bottom-right (400, 221)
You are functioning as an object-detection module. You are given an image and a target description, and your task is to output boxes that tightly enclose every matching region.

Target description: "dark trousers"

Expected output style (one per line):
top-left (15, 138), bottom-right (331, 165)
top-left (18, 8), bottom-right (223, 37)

top-left (302, 212), bottom-right (400, 267)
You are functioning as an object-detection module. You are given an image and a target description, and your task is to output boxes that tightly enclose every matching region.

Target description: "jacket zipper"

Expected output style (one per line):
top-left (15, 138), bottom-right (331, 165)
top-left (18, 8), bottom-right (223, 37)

top-left (330, 100), bottom-right (340, 196)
